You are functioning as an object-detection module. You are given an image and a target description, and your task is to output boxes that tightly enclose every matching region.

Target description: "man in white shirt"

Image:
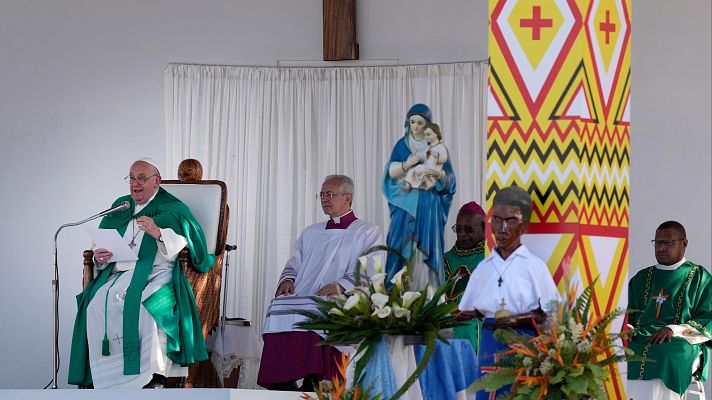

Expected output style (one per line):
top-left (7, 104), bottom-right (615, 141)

top-left (457, 186), bottom-right (559, 400)
top-left (257, 175), bottom-right (383, 391)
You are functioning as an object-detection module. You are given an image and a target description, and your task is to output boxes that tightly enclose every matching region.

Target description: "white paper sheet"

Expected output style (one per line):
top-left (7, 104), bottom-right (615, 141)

top-left (86, 228), bottom-right (139, 262)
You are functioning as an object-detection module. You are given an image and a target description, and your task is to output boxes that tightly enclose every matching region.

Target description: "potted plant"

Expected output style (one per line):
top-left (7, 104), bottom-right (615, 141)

top-left (473, 281), bottom-right (635, 399)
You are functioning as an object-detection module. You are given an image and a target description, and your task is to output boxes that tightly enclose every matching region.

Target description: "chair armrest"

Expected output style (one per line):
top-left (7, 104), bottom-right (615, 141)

top-left (83, 250), bottom-right (95, 289)
top-left (179, 247), bottom-right (191, 276)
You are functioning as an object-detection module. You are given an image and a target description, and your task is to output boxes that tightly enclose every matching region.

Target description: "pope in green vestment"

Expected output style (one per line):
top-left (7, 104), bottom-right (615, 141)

top-left (627, 221), bottom-right (712, 397)
top-left (68, 159), bottom-right (215, 388)
top-left (443, 201), bottom-right (486, 353)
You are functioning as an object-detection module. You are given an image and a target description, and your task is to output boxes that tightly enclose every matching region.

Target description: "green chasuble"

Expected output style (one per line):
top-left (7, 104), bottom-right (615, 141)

top-left (627, 261), bottom-right (712, 395)
top-left (68, 188), bottom-right (216, 386)
top-left (444, 242), bottom-right (484, 353)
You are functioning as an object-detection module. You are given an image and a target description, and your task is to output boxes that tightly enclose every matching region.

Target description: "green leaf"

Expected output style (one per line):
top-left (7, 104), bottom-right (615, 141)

top-left (471, 369), bottom-right (516, 392)
top-left (561, 374), bottom-right (589, 395)
top-left (550, 369), bottom-right (568, 384)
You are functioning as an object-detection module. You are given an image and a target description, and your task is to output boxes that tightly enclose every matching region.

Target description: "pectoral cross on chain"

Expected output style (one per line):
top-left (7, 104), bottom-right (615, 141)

top-left (497, 276), bottom-right (504, 287)
top-left (651, 288), bottom-right (670, 320)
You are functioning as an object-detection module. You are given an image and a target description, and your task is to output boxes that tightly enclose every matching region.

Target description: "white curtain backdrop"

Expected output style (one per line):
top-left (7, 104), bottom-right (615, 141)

top-left (164, 62), bottom-right (487, 333)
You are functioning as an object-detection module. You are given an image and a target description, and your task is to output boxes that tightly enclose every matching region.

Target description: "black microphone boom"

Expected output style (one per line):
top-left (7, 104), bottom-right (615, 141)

top-left (49, 199), bottom-right (130, 389)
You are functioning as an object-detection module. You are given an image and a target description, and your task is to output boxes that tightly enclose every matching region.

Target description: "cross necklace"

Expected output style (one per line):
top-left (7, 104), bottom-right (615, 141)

top-left (128, 219), bottom-right (141, 249)
top-left (495, 261), bottom-right (515, 287)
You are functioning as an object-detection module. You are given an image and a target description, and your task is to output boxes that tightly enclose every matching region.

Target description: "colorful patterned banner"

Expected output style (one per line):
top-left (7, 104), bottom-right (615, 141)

top-left (486, 0), bottom-right (630, 397)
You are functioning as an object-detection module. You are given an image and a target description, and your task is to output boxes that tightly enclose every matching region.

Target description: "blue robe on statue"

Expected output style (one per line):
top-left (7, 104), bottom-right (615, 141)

top-left (382, 104), bottom-right (456, 286)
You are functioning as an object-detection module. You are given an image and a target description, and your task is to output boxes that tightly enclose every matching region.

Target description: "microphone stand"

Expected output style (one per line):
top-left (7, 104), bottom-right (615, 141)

top-left (219, 243), bottom-right (236, 388)
top-left (50, 204), bottom-right (128, 389)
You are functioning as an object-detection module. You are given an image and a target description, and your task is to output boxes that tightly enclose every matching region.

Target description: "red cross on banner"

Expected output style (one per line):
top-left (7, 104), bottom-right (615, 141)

top-left (520, 5), bottom-right (553, 41)
top-left (599, 9), bottom-right (616, 44)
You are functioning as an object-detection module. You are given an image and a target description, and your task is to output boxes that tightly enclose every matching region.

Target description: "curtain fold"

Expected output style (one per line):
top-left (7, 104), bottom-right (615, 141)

top-left (164, 62), bottom-right (487, 334)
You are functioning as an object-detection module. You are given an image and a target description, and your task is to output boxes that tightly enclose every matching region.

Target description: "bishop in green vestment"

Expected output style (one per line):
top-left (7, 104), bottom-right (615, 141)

top-left (444, 201), bottom-right (486, 353)
top-left (627, 221), bottom-right (712, 398)
top-left (68, 158), bottom-right (215, 388)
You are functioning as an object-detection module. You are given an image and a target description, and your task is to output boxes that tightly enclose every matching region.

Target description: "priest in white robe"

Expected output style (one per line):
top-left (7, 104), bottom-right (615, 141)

top-left (458, 186), bottom-right (559, 400)
top-left (68, 158), bottom-right (214, 388)
top-left (257, 175), bottom-right (383, 391)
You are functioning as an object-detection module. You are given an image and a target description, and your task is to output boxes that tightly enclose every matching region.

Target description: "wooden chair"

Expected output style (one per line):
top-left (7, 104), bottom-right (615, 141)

top-left (83, 179), bottom-right (229, 387)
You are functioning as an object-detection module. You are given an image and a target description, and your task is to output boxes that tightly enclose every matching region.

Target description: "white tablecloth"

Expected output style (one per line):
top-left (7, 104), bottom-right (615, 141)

top-left (206, 320), bottom-right (263, 389)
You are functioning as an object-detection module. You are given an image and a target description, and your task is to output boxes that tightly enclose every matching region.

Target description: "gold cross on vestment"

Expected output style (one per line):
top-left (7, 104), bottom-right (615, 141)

top-left (651, 288), bottom-right (670, 320)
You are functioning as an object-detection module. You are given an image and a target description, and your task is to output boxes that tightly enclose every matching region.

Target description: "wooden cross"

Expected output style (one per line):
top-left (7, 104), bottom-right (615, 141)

top-left (323, 0), bottom-right (359, 60)
top-left (651, 288), bottom-right (670, 320)
top-left (497, 276), bottom-right (504, 287)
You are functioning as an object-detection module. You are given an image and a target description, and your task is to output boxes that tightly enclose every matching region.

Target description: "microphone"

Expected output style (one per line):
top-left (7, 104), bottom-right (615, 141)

top-left (93, 200), bottom-right (131, 219)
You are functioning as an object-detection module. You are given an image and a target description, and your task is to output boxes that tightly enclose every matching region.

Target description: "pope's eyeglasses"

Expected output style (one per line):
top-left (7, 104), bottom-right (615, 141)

top-left (125, 174), bottom-right (158, 185)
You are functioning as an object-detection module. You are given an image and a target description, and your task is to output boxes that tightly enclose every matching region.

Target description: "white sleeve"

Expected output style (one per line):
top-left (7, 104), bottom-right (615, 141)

top-left (668, 324), bottom-right (711, 345)
top-left (155, 228), bottom-right (187, 262)
top-left (533, 261), bottom-right (561, 313)
top-left (279, 231), bottom-right (304, 286)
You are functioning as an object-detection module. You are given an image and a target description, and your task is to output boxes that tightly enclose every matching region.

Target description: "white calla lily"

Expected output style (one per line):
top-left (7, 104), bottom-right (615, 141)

top-left (373, 254), bottom-right (384, 274)
top-left (371, 305), bottom-right (392, 319)
top-left (392, 304), bottom-right (411, 321)
top-left (358, 255), bottom-right (369, 272)
top-left (371, 292), bottom-right (389, 309)
top-left (344, 293), bottom-right (361, 310)
top-left (401, 291), bottom-right (422, 309)
top-left (328, 307), bottom-right (345, 316)
top-left (370, 273), bottom-right (387, 294)
top-left (390, 267), bottom-right (407, 287)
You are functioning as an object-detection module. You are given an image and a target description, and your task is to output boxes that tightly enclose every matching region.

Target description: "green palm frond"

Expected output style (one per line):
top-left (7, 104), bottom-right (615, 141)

top-left (575, 277), bottom-right (599, 323)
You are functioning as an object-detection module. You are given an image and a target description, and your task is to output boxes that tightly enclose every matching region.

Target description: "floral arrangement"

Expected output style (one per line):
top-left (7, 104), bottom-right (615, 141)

top-left (296, 246), bottom-right (462, 400)
top-left (474, 281), bottom-right (634, 400)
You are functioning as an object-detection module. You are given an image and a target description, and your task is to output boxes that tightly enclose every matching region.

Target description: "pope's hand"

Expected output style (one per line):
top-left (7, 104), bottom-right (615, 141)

top-left (94, 248), bottom-right (113, 264)
top-left (275, 279), bottom-right (295, 297)
top-left (136, 216), bottom-right (161, 239)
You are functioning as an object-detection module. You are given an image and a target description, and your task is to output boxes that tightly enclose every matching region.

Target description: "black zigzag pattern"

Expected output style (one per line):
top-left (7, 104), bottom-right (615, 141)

top-left (486, 181), bottom-right (579, 205)
top-left (580, 145), bottom-right (629, 164)
top-left (580, 185), bottom-right (629, 205)
top-left (488, 140), bottom-right (580, 164)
